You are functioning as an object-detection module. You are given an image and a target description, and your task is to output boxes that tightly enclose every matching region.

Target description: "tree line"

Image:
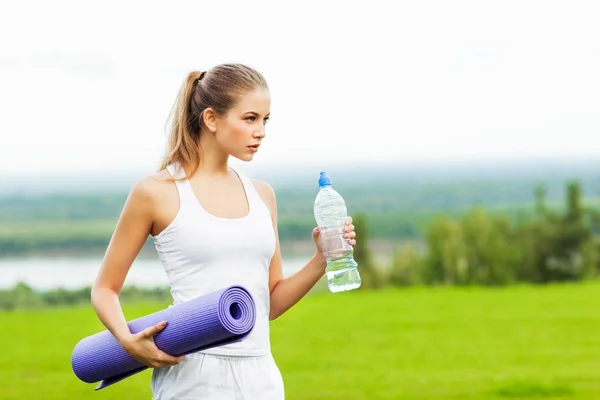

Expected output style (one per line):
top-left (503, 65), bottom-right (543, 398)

top-left (357, 181), bottom-right (600, 288)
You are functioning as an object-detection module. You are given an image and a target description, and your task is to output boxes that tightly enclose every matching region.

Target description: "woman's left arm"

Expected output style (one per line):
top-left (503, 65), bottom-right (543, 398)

top-left (252, 179), bottom-right (356, 320)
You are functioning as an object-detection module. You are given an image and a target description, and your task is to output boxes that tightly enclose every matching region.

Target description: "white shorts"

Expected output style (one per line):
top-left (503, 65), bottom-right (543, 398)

top-left (150, 352), bottom-right (285, 399)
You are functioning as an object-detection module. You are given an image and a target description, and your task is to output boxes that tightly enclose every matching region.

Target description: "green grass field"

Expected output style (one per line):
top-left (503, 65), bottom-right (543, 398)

top-left (3, 282), bottom-right (599, 399)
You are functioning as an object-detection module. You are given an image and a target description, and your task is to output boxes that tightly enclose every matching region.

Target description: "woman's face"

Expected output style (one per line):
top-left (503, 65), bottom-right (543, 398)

top-left (215, 87), bottom-right (271, 162)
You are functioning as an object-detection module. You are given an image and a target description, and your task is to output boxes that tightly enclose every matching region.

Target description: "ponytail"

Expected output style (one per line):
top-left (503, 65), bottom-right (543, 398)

top-left (160, 71), bottom-right (203, 180)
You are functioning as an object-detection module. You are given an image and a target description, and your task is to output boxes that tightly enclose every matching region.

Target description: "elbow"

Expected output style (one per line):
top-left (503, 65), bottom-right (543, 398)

top-left (89, 284), bottom-right (102, 311)
top-left (90, 280), bottom-right (103, 301)
top-left (269, 309), bottom-right (281, 321)
top-left (268, 280), bottom-right (285, 321)
top-left (268, 302), bottom-right (280, 321)
top-left (268, 292), bottom-right (284, 321)
top-left (90, 283), bottom-right (117, 310)
top-left (269, 310), bottom-right (282, 321)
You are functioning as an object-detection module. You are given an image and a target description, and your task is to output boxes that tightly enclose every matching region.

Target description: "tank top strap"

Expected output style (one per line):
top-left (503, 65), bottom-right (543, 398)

top-left (231, 166), bottom-right (264, 209)
top-left (166, 163), bottom-right (199, 209)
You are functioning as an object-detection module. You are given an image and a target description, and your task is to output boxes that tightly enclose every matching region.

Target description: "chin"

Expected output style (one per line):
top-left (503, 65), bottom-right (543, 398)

top-left (233, 153), bottom-right (255, 162)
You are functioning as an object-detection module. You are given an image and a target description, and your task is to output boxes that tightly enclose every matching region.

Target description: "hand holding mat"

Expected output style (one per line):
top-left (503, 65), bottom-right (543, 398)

top-left (71, 285), bottom-right (256, 390)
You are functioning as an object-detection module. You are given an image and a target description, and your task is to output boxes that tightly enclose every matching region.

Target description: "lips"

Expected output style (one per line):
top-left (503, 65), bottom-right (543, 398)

top-left (248, 144), bottom-right (260, 153)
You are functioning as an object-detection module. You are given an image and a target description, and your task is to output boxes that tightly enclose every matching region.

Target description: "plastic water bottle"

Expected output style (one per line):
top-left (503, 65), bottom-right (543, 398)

top-left (313, 172), bottom-right (361, 293)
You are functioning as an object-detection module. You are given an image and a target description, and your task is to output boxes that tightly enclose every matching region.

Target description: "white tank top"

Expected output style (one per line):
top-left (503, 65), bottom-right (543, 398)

top-left (151, 163), bottom-right (276, 356)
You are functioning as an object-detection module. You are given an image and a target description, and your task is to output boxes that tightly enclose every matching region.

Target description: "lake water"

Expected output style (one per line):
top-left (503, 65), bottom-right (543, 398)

top-left (0, 256), bottom-right (307, 291)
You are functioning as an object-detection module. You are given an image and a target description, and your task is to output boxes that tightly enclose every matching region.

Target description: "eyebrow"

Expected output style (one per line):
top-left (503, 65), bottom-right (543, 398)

top-left (245, 111), bottom-right (270, 117)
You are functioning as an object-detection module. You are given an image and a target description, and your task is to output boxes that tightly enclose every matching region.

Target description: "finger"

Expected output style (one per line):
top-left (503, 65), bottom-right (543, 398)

top-left (345, 224), bottom-right (355, 232)
top-left (346, 216), bottom-right (353, 224)
top-left (156, 351), bottom-right (184, 367)
top-left (143, 321), bottom-right (168, 338)
top-left (345, 231), bottom-right (356, 239)
top-left (313, 227), bottom-right (321, 237)
top-left (349, 239), bottom-right (356, 247)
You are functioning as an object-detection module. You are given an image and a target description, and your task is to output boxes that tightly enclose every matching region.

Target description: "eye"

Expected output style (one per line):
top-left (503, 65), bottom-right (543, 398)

top-left (245, 116), bottom-right (256, 122)
top-left (263, 117), bottom-right (270, 124)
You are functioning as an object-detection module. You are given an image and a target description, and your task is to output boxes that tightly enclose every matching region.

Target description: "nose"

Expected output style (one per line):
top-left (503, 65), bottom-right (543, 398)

top-left (254, 125), bottom-right (266, 139)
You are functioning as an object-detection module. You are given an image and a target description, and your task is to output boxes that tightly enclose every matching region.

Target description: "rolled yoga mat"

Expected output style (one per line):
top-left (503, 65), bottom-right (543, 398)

top-left (71, 285), bottom-right (256, 390)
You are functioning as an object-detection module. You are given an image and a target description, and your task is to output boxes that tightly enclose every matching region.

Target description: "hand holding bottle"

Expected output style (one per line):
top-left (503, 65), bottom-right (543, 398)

top-left (312, 216), bottom-right (357, 255)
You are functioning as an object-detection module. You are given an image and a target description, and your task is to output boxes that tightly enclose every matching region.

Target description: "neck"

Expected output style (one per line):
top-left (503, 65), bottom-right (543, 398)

top-left (196, 133), bottom-right (230, 176)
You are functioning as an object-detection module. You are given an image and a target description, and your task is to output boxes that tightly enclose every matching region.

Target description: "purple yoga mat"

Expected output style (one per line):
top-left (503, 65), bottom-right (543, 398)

top-left (71, 285), bottom-right (256, 390)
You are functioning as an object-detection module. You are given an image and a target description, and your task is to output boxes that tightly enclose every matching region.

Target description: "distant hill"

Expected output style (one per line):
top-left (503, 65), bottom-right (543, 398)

top-left (1, 157), bottom-right (599, 196)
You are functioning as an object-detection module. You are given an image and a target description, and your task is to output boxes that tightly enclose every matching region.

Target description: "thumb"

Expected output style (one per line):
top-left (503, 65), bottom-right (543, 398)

top-left (142, 321), bottom-right (167, 338)
top-left (312, 227), bottom-right (321, 238)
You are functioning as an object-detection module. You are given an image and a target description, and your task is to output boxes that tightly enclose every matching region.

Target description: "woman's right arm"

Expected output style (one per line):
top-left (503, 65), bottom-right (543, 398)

top-left (90, 177), bottom-right (182, 368)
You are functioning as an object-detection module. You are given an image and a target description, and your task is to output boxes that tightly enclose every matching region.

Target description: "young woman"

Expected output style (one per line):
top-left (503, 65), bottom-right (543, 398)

top-left (90, 63), bottom-right (357, 399)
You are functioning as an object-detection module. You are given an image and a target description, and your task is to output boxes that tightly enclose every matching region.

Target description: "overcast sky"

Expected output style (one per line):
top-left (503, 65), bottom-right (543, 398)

top-left (1, 0), bottom-right (599, 176)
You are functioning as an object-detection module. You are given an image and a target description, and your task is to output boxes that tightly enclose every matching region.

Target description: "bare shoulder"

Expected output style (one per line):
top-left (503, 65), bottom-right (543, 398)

top-left (251, 178), bottom-right (277, 212)
top-left (129, 169), bottom-right (174, 203)
top-left (251, 178), bottom-right (275, 198)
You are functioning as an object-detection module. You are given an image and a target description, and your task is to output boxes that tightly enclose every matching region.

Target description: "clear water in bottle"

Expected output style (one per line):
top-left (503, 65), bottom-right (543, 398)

top-left (313, 172), bottom-right (362, 293)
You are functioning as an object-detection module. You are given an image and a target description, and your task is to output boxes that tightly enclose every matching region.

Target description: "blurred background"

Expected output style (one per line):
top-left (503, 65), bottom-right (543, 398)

top-left (1, 1), bottom-right (599, 399)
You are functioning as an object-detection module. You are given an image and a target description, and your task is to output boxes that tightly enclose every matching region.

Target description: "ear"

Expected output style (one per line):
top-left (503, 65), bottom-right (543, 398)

top-left (202, 107), bottom-right (218, 133)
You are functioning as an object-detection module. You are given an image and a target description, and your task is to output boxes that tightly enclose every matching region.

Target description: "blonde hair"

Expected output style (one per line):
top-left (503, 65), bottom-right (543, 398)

top-left (160, 63), bottom-right (268, 179)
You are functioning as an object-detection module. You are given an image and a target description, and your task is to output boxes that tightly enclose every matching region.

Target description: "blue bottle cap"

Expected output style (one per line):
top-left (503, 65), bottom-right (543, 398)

top-left (318, 172), bottom-right (332, 188)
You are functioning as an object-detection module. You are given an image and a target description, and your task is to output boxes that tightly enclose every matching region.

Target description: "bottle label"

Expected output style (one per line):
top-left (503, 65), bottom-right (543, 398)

top-left (319, 226), bottom-right (352, 260)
